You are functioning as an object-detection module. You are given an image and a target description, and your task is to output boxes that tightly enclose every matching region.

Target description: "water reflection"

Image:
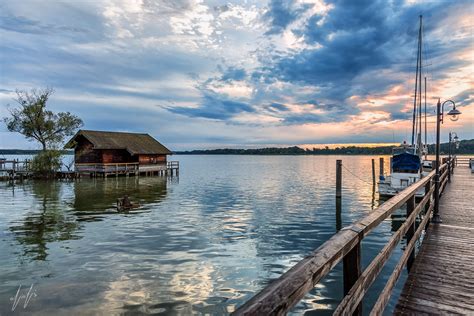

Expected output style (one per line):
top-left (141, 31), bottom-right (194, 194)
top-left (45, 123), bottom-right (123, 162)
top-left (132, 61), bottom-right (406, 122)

top-left (9, 181), bottom-right (81, 261)
top-left (72, 177), bottom-right (168, 220)
top-left (0, 156), bottom-right (415, 315)
top-left (8, 177), bottom-right (168, 261)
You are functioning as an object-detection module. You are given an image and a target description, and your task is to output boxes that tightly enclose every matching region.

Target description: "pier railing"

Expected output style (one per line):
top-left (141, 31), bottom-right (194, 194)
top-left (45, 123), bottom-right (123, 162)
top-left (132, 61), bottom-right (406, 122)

top-left (167, 161), bottom-right (179, 169)
top-left (75, 162), bottom-right (139, 173)
top-left (0, 159), bottom-right (31, 172)
top-left (455, 156), bottom-right (473, 166)
top-left (233, 160), bottom-right (451, 316)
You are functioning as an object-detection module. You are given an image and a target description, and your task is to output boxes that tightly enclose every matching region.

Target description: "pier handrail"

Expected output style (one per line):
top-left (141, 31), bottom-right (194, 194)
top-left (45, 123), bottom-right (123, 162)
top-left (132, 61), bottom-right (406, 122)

top-left (74, 162), bottom-right (140, 173)
top-left (0, 159), bottom-right (31, 172)
top-left (167, 161), bottom-right (179, 168)
top-left (75, 162), bottom-right (140, 166)
top-left (233, 160), bottom-right (452, 316)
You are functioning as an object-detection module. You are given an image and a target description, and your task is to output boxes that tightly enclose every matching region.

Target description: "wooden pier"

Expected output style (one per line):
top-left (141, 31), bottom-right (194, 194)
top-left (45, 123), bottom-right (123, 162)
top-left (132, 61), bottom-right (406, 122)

top-left (0, 159), bottom-right (32, 180)
top-left (233, 157), bottom-right (473, 315)
top-left (0, 159), bottom-right (179, 180)
top-left (394, 163), bottom-right (474, 315)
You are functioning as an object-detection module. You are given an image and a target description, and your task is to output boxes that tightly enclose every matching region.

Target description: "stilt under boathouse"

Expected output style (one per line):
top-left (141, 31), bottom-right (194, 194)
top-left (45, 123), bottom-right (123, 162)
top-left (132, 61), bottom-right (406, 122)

top-left (64, 130), bottom-right (179, 178)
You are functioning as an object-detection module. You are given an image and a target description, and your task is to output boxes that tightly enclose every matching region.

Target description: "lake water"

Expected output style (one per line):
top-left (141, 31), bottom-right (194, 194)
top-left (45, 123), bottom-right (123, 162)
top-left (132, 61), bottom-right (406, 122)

top-left (0, 155), bottom-right (410, 315)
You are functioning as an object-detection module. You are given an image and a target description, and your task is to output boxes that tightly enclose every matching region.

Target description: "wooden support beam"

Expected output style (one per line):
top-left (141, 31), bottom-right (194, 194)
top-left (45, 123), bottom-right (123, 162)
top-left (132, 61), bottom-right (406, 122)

top-left (343, 242), bottom-right (362, 315)
top-left (371, 159), bottom-right (376, 186)
top-left (336, 160), bottom-right (342, 198)
top-left (379, 157), bottom-right (384, 178)
top-left (334, 186), bottom-right (433, 316)
top-left (370, 204), bottom-right (433, 316)
top-left (406, 195), bottom-right (416, 271)
top-left (233, 229), bottom-right (360, 315)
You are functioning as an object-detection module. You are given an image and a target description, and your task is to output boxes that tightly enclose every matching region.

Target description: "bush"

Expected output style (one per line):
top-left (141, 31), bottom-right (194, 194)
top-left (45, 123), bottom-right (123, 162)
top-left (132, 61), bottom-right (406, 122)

top-left (31, 150), bottom-right (62, 177)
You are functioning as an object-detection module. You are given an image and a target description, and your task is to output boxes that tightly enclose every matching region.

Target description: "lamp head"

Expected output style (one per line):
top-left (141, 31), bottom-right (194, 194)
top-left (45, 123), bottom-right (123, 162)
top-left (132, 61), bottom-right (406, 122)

top-left (447, 108), bottom-right (461, 121)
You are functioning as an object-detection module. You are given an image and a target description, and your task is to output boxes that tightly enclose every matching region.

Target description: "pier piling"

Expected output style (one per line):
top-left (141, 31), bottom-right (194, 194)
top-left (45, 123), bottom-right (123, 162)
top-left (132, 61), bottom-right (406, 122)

top-left (379, 157), bottom-right (384, 178)
top-left (371, 158), bottom-right (376, 186)
top-left (336, 160), bottom-right (342, 198)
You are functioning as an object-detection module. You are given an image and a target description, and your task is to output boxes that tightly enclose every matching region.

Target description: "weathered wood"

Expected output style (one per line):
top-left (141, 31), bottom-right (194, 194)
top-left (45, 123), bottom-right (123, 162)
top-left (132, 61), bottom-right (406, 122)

top-left (395, 166), bottom-right (474, 315)
top-left (336, 160), bottom-right (342, 198)
top-left (336, 197), bottom-right (342, 231)
top-left (371, 158), bottom-right (376, 186)
top-left (343, 242), bottom-right (362, 315)
top-left (406, 195), bottom-right (415, 271)
top-left (234, 161), bottom-right (455, 316)
top-left (357, 170), bottom-right (433, 237)
top-left (233, 228), bottom-right (360, 315)
top-left (334, 186), bottom-right (433, 316)
top-left (379, 157), bottom-right (384, 178)
top-left (370, 203), bottom-right (433, 315)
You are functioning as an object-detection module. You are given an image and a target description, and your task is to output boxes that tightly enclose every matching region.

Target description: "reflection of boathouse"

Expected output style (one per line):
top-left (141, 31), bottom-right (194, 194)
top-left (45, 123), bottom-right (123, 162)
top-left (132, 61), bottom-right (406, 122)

top-left (73, 177), bottom-right (168, 215)
top-left (65, 130), bottom-right (178, 177)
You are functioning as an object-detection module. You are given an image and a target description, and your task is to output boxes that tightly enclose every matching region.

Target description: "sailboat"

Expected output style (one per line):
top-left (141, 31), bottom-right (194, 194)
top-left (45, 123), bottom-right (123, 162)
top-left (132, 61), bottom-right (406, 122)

top-left (378, 15), bottom-right (431, 198)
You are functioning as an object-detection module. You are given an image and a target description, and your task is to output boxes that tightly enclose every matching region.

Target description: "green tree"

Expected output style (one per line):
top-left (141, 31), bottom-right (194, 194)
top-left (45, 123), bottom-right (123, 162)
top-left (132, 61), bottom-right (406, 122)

top-left (3, 88), bottom-right (83, 175)
top-left (4, 88), bottom-right (83, 151)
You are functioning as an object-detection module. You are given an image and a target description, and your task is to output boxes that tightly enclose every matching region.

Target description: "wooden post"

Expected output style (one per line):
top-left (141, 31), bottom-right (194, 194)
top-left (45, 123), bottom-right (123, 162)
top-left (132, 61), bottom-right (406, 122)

top-left (336, 197), bottom-right (342, 231)
top-left (336, 160), bottom-right (342, 198)
top-left (425, 179), bottom-right (431, 225)
top-left (379, 157), bottom-right (384, 178)
top-left (406, 195), bottom-right (416, 271)
top-left (343, 242), bottom-right (362, 315)
top-left (371, 159), bottom-right (376, 186)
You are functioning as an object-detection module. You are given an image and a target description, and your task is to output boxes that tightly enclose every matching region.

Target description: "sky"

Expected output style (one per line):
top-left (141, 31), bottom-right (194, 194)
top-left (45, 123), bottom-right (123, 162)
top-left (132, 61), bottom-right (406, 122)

top-left (0, 0), bottom-right (472, 150)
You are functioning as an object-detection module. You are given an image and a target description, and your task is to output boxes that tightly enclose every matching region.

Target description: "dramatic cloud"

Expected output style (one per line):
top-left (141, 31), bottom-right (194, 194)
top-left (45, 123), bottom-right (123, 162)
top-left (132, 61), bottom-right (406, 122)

top-left (166, 92), bottom-right (255, 120)
top-left (0, 0), bottom-right (472, 150)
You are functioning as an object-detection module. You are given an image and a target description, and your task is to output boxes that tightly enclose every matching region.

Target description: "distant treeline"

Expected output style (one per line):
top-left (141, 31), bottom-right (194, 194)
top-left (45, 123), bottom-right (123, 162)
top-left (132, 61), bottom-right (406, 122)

top-left (175, 139), bottom-right (474, 155)
top-left (0, 149), bottom-right (73, 155)
top-left (2, 139), bottom-right (473, 156)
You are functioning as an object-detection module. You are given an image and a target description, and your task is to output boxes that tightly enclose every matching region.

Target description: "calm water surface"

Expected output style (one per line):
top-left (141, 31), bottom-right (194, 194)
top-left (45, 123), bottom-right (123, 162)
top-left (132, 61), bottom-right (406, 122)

top-left (0, 155), bottom-right (410, 315)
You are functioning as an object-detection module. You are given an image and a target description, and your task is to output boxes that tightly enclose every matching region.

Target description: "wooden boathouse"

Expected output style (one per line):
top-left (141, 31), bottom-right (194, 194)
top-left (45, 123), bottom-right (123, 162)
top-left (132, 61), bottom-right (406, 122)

top-left (65, 130), bottom-right (178, 177)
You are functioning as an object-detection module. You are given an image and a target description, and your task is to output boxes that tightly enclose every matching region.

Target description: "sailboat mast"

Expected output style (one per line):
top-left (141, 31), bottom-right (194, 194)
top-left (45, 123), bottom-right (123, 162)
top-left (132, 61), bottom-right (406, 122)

top-left (411, 15), bottom-right (422, 146)
top-left (418, 16), bottom-right (423, 156)
top-left (424, 76), bottom-right (427, 156)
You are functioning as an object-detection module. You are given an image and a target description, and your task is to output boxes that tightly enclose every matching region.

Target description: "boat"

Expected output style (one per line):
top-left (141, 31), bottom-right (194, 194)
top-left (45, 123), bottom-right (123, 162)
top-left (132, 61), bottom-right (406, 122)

top-left (378, 143), bottom-right (426, 197)
top-left (378, 16), bottom-right (430, 198)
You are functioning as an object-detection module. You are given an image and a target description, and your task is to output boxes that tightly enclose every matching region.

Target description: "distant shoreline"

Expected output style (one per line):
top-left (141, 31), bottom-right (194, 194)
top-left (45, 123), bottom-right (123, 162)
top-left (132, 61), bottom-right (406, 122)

top-left (2, 139), bottom-right (473, 156)
top-left (0, 149), bottom-right (74, 155)
top-left (176, 139), bottom-right (474, 155)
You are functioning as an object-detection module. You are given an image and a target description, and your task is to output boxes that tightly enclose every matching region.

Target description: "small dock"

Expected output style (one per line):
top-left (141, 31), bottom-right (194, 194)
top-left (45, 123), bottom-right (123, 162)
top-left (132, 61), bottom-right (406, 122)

top-left (0, 159), bottom-right (32, 180)
top-left (394, 164), bottom-right (474, 314)
top-left (0, 159), bottom-right (179, 180)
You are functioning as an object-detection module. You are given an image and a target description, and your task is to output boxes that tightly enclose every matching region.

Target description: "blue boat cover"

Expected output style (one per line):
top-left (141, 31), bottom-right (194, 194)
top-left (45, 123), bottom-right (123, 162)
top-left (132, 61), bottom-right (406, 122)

top-left (392, 152), bottom-right (420, 172)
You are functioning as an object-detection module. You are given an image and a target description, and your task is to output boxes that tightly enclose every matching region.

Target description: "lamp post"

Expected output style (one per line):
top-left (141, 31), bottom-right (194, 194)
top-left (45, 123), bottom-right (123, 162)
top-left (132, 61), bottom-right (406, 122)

top-left (433, 99), bottom-right (462, 223)
top-left (448, 132), bottom-right (459, 178)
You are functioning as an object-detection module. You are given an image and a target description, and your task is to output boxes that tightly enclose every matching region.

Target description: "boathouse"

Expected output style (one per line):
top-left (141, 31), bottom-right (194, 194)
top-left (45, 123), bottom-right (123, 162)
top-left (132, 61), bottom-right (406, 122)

top-left (65, 130), bottom-right (175, 176)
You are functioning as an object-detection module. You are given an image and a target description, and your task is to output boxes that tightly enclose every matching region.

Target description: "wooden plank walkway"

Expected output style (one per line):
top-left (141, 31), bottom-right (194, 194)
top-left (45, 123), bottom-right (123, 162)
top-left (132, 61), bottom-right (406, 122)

top-left (394, 166), bottom-right (474, 315)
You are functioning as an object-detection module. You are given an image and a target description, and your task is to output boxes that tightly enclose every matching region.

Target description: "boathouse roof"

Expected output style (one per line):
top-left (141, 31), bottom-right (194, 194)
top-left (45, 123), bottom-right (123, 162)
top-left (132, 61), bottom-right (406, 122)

top-left (65, 130), bottom-right (172, 155)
